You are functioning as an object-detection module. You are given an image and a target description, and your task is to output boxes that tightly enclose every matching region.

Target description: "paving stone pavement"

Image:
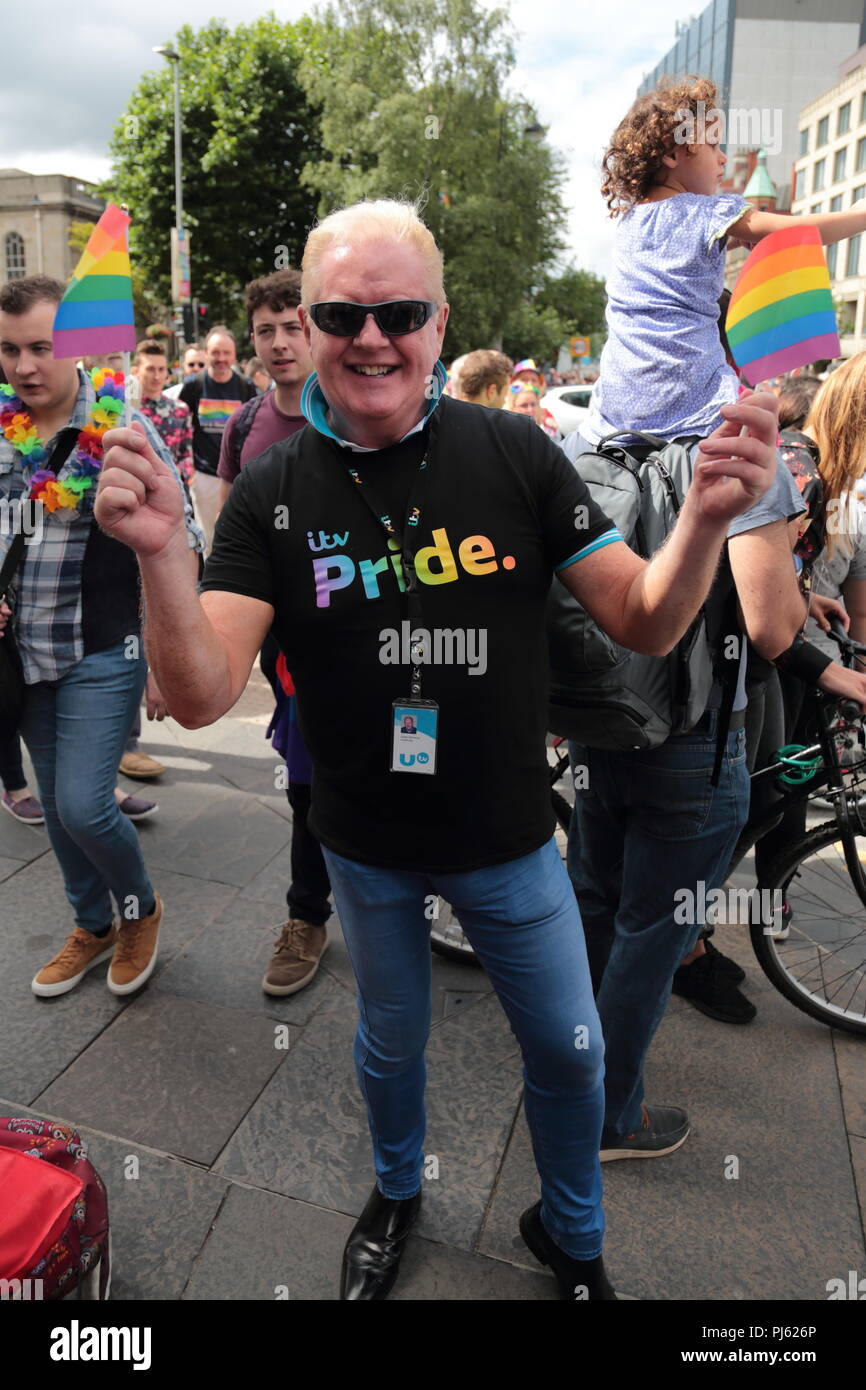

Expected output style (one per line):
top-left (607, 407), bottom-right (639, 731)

top-left (1, 669), bottom-right (864, 1301)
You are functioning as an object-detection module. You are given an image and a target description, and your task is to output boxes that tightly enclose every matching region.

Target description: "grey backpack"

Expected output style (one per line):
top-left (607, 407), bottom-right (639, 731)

top-left (547, 431), bottom-right (715, 750)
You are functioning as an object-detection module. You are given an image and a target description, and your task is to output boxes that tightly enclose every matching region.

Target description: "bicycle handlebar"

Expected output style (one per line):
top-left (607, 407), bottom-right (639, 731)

top-left (827, 616), bottom-right (866, 659)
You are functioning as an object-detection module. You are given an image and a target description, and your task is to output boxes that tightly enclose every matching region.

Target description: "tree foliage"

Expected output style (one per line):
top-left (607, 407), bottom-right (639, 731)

top-left (102, 3), bottom-right (601, 363)
top-left (103, 16), bottom-right (321, 330)
top-left (296, 0), bottom-right (570, 357)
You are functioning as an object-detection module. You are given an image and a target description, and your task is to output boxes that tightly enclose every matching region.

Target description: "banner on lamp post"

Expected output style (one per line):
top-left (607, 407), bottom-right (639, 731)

top-left (171, 226), bottom-right (191, 304)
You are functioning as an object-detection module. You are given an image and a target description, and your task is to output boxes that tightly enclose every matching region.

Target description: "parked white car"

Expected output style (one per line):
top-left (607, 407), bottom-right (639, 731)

top-left (541, 385), bottom-right (593, 436)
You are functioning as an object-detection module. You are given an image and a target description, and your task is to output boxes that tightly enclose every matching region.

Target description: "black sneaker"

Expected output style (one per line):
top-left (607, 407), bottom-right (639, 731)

top-left (701, 937), bottom-right (745, 983)
top-left (600, 1103), bottom-right (690, 1161)
top-left (672, 949), bottom-right (757, 1024)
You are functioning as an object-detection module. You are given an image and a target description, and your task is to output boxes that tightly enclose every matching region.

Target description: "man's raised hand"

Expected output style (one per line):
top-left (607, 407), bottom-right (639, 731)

top-left (690, 389), bottom-right (780, 525)
top-left (95, 423), bottom-right (186, 557)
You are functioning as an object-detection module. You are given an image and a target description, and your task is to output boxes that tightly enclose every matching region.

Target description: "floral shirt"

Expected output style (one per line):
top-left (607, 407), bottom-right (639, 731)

top-left (139, 393), bottom-right (194, 483)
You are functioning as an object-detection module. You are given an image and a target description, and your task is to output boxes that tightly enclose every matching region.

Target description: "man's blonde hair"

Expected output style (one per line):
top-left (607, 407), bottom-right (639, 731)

top-left (301, 200), bottom-right (446, 305)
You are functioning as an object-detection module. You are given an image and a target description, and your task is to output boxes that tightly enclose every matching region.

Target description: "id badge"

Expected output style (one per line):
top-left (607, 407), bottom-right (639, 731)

top-left (391, 699), bottom-right (439, 775)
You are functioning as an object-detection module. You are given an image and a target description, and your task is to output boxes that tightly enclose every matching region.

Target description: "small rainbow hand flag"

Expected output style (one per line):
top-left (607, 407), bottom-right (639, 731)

top-left (726, 224), bottom-right (840, 386)
top-left (53, 203), bottom-right (136, 359)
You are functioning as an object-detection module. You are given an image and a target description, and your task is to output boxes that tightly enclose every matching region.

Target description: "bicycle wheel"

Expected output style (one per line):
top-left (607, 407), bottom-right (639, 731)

top-left (752, 820), bottom-right (866, 1036)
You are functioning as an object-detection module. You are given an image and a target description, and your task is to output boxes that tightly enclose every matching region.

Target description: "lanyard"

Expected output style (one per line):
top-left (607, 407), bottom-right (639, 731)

top-left (337, 414), bottom-right (437, 696)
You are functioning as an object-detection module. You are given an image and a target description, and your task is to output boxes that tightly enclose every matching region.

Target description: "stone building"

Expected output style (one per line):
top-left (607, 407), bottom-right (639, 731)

top-left (0, 168), bottom-right (104, 285)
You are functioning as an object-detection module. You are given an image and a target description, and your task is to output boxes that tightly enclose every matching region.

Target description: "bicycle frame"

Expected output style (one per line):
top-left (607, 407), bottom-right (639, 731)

top-left (735, 623), bottom-right (866, 907)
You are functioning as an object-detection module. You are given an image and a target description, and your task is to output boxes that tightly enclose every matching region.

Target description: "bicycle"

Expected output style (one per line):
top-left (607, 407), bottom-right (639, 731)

top-left (742, 623), bottom-right (866, 1036)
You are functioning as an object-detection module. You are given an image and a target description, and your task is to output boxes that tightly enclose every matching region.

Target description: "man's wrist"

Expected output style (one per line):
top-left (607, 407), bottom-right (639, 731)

top-left (139, 525), bottom-right (195, 574)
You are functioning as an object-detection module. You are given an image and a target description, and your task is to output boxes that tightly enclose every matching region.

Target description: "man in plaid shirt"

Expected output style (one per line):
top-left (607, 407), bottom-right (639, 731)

top-left (0, 275), bottom-right (203, 998)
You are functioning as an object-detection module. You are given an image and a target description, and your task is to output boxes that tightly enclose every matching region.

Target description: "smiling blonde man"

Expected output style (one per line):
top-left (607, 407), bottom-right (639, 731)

top-left (95, 199), bottom-right (780, 1302)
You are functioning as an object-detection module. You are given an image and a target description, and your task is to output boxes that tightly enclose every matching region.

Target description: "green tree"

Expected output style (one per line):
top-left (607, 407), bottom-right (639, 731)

top-left (103, 16), bottom-right (321, 331)
top-left (534, 265), bottom-right (607, 346)
top-left (297, 0), bottom-right (569, 356)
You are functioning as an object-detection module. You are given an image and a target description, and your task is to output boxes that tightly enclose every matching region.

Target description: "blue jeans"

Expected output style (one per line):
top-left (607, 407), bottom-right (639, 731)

top-left (18, 644), bottom-right (155, 933)
top-left (567, 712), bottom-right (749, 1139)
top-left (322, 836), bottom-right (607, 1259)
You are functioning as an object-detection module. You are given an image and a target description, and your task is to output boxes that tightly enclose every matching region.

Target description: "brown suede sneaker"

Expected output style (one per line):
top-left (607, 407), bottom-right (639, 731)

top-left (107, 895), bottom-right (163, 996)
top-left (32, 925), bottom-right (119, 998)
top-left (262, 920), bottom-right (329, 996)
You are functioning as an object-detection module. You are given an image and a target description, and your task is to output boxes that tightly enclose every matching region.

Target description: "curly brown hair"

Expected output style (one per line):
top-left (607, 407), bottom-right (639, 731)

top-left (601, 75), bottom-right (719, 217)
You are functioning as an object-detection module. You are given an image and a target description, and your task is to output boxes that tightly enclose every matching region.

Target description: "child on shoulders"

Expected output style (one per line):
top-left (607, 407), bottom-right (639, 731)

top-left (585, 76), bottom-right (866, 447)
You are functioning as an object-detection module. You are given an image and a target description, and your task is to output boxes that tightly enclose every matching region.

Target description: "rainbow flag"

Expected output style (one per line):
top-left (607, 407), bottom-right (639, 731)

top-left (53, 203), bottom-right (136, 359)
top-left (726, 224), bottom-right (839, 386)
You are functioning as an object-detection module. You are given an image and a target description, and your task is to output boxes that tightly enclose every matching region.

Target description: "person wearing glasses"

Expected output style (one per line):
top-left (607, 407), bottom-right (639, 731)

top-left (164, 343), bottom-right (207, 399)
top-left (95, 199), bottom-right (780, 1302)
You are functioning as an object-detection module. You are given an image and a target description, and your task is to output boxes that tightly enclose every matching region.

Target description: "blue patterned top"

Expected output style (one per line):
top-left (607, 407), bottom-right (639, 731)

top-left (584, 192), bottom-right (750, 445)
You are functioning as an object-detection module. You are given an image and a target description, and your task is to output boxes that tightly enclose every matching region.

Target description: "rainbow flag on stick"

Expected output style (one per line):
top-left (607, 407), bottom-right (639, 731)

top-left (726, 224), bottom-right (840, 386)
top-left (53, 203), bottom-right (136, 359)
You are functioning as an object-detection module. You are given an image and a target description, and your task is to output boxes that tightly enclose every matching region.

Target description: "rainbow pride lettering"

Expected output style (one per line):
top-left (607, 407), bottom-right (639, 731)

top-left (313, 526), bottom-right (514, 607)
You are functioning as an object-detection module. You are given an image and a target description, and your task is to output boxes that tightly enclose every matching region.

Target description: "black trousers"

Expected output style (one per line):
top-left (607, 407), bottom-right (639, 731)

top-left (0, 720), bottom-right (26, 793)
top-left (259, 630), bottom-right (331, 927)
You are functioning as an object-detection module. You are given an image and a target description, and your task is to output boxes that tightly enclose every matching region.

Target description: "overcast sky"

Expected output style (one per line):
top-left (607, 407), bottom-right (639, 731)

top-left (2, 0), bottom-right (696, 278)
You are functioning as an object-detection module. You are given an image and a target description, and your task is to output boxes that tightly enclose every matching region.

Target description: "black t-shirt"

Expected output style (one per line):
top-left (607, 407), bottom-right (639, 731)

top-left (180, 371), bottom-right (256, 476)
top-left (201, 396), bottom-right (615, 871)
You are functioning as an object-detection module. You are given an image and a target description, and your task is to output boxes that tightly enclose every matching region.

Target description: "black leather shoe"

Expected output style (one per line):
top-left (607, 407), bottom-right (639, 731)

top-left (340, 1185), bottom-right (422, 1300)
top-left (519, 1202), bottom-right (633, 1299)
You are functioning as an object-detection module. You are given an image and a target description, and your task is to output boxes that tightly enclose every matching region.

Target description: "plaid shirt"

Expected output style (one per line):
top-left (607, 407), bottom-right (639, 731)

top-left (0, 369), bottom-right (204, 684)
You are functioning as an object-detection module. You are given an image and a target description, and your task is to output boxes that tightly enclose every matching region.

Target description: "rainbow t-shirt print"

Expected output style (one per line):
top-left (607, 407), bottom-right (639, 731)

top-left (198, 398), bottom-right (244, 434)
top-left (310, 525), bottom-right (517, 607)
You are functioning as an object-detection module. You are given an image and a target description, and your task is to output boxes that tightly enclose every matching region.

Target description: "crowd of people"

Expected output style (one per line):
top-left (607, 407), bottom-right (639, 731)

top-left (2, 72), bottom-right (866, 1301)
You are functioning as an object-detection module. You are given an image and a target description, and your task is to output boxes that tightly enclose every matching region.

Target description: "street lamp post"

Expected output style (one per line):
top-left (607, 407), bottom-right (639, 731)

top-left (153, 44), bottom-right (186, 357)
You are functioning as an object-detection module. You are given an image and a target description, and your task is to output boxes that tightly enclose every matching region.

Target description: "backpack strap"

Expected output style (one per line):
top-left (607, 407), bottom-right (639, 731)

top-left (232, 391), bottom-right (269, 473)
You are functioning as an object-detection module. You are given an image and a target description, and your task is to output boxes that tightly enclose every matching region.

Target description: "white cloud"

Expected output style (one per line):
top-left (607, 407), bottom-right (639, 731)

top-left (1, 0), bottom-right (691, 281)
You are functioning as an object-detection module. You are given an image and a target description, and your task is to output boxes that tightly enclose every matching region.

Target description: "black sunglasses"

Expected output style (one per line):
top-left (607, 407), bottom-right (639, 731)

top-left (309, 299), bottom-right (437, 337)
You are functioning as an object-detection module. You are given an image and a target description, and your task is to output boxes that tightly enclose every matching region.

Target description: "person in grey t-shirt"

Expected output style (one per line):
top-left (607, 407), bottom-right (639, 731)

top-left (565, 433), bottom-right (807, 1159)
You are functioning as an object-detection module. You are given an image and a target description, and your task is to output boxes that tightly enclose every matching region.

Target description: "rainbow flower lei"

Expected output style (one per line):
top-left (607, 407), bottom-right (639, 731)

top-left (0, 368), bottom-right (126, 513)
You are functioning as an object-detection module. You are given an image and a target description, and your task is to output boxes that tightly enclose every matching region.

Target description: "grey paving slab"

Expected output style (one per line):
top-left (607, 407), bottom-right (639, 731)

top-left (213, 987), bottom-right (369, 1208)
top-left (851, 1136), bottom-right (866, 1242)
top-left (0, 860), bottom-right (129, 1100)
top-left (479, 921), bottom-right (865, 1300)
top-left (37, 992), bottom-right (289, 1166)
top-left (136, 780), bottom-right (290, 888)
top-left (390, 1235), bottom-right (556, 1300)
top-left (215, 986), bottom-right (523, 1253)
top-left (182, 1182), bottom-right (555, 1300)
top-left (321, 911), bottom-right (495, 1011)
top-left (152, 893), bottom-right (343, 1025)
top-left (0, 813), bottom-right (52, 863)
top-left (183, 1185), bottom-right (352, 1300)
top-left (0, 1100), bottom-right (228, 1301)
top-left (443, 989), bottom-right (489, 1019)
top-left (241, 843), bottom-right (295, 903)
top-left (834, 1030), bottom-right (866, 1139)
top-left (0, 853), bottom-right (29, 881)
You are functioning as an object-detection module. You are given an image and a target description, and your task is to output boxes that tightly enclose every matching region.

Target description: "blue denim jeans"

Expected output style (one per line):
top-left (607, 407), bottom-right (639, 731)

top-left (567, 712), bottom-right (749, 1139)
top-left (321, 836), bottom-right (607, 1259)
top-left (18, 643), bottom-right (155, 933)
